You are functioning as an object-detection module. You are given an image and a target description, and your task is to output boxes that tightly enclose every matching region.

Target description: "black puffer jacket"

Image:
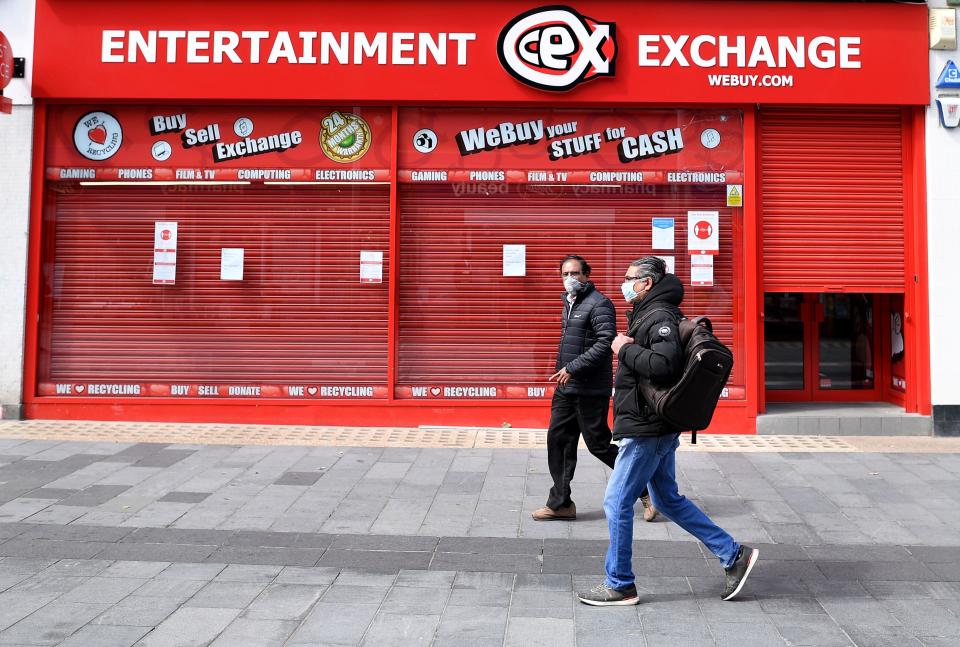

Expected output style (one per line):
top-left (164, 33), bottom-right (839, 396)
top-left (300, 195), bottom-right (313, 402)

top-left (612, 274), bottom-right (685, 439)
top-left (555, 282), bottom-right (616, 396)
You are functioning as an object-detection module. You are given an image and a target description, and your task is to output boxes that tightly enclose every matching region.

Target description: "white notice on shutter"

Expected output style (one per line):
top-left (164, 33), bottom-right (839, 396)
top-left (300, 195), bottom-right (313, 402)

top-left (688, 211), bottom-right (719, 255)
top-left (360, 250), bottom-right (383, 283)
top-left (153, 221), bottom-right (178, 285)
top-left (153, 263), bottom-right (176, 284)
top-left (651, 218), bottom-right (675, 250)
top-left (221, 248), bottom-right (244, 281)
top-left (656, 256), bottom-right (675, 274)
top-left (503, 244), bottom-right (526, 277)
top-left (690, 255), bottom-right (714, 287)
top-left (154, 221), bottom-right (178, 250)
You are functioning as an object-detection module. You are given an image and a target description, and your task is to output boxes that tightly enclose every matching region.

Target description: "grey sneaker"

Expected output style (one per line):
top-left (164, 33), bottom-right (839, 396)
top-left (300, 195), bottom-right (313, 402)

top-left (721, 545), bottom-right (759, 601)
top-left (577, 582), bottom-right (639, 606)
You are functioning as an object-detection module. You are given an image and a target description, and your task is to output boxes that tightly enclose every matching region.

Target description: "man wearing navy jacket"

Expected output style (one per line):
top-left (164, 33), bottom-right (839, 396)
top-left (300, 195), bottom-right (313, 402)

top-left (533, 255), bottom-right (656, 522)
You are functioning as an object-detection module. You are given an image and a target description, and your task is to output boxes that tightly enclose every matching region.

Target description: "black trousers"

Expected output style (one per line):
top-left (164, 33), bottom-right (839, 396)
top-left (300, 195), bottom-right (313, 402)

top-left (545, 390), bottom-right (648, 510)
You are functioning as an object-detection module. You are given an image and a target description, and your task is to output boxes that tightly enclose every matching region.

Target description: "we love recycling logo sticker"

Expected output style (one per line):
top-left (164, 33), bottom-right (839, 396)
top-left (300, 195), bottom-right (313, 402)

top-left (73, 111), bottom-right (123, 161)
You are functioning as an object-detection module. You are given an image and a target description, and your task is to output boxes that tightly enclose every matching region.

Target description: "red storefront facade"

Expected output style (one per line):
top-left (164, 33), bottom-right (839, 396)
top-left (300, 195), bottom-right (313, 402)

top-left (25, 1), bottom-right (932, 432)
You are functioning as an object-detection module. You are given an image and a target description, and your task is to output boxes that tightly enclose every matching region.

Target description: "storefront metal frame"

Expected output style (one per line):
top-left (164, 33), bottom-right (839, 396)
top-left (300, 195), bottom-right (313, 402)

top-left (21, 0), bottom-right (932, 432)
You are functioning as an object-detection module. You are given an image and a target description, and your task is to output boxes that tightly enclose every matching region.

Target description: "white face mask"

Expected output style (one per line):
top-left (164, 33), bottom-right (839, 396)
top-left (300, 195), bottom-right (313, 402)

top-left (621, 280), bottom-right (640, 302)
top-left (563, 277), bottom-right (585, 294)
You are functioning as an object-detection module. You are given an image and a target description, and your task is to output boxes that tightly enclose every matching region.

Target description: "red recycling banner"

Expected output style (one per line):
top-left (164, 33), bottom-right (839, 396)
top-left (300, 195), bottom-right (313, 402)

top-left (38, 383), bottom-right (390, 399)
top-left (39, 382), bottom-right (746, 400)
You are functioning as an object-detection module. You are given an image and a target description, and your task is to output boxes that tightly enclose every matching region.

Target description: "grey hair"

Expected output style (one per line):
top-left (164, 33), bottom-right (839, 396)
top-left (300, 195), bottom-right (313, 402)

top-left (629, 256), bottom-right (666, 284)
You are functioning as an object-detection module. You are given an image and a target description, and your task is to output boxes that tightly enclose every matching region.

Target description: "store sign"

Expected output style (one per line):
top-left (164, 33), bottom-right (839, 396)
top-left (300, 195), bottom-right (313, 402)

top-left (400, 108), bottom-right (742, 185)
top-left (33, 1), bottom-right (928, 105)
top-left (497, 6), bottom-right (617, 91)
top-left (45, 105), bottom-right (392, 182)
top-left (636, 34), bottom-right (861, 70)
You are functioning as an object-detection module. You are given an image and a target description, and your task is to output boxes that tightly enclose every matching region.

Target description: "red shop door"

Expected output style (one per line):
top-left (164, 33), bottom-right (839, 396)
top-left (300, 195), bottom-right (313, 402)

top-left (38, 184), bottom-right (390, 395)
top-left (764, 292), bottom-right (882, 402)
top-left (396, 184), bottom-right (745, 400)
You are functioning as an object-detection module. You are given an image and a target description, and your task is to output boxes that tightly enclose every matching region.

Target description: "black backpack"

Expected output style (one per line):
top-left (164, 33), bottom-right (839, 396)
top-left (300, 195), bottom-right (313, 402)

top-left (629, 308), bottom-right (734, 443)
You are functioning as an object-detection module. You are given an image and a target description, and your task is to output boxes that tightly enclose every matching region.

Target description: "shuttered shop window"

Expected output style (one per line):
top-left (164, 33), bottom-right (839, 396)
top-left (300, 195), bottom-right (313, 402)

top-left (39, 185), bottom-right (389, 389)
top-left (760, 107), bottom-right (905, 292)
top-left (398, 184), bottom-right (744, 396)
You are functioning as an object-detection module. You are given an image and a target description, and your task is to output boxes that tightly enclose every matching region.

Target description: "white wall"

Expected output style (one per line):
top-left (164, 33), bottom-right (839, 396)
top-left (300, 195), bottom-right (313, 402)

top-left (0, 0), bottom-right (35, 418)
top-left (927, 1), bottom-right (960, 407)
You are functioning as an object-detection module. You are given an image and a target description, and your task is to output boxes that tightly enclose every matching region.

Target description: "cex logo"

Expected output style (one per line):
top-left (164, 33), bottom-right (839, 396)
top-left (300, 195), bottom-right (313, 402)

top-left (497, 5), bottom-right (617, 92)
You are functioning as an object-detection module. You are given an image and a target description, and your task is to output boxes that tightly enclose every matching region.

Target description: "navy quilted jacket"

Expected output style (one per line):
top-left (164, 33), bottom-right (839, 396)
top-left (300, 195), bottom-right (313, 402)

top-left (555, 282), bottom-right (616, 396)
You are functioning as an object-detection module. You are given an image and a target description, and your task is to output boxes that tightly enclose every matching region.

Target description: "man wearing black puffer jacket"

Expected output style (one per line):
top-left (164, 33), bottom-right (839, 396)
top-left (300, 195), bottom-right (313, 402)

top-left (532, 255), bottom-right (656, 522)
top-left (577, 256), bottom-right (758, 606)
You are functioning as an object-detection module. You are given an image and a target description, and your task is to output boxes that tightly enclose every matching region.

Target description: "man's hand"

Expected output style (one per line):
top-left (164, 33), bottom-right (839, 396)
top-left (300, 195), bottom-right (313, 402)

top-left (611, 333), bottom-right (634, 355)
top-left (549, 367), bottom-right (572, 385)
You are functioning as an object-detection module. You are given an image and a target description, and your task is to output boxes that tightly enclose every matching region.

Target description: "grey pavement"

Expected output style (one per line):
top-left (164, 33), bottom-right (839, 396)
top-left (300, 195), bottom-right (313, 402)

top-left (0, 436), bottom-right (959, 645)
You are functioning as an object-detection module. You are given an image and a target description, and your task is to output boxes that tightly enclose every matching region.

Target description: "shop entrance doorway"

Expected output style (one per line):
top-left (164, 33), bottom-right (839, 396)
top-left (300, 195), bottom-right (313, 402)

top-left (764, 293), bottom-right (882, 402)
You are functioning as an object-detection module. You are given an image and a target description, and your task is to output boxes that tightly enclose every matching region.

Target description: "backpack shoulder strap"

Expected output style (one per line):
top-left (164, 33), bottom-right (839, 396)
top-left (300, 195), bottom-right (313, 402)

top-left (677, 315), bottom-right (713, 346)
top-left (689, 316), bottom-right (713, 332)
top-left (626, 307), bottom-right (677, 339)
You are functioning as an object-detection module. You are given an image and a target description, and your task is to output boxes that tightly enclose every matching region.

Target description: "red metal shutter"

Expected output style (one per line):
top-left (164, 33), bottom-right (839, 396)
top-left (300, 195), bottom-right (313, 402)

top-left (40, 184), bottom-right (389, 389)
top-left (759, 107), bottom-right (905, 292)
top-left (397, 184), bottom-right (744, 396)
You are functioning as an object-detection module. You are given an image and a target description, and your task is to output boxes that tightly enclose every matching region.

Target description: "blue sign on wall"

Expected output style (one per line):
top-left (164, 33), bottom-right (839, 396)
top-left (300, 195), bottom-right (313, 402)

top-left (936, 60), bottom-right (960, 89)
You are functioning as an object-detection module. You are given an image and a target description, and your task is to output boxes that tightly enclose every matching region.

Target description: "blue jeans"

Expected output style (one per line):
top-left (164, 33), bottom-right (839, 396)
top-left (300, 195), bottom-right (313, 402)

top-left (604, 434), bottom-right (740, 590)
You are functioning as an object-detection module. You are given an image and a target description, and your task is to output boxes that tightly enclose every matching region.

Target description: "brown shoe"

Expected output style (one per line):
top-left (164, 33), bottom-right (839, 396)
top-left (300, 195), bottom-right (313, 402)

top-left (641, 495), bottom-right (658, 522)
top-left (531, 503), bottom-right (577, 521)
